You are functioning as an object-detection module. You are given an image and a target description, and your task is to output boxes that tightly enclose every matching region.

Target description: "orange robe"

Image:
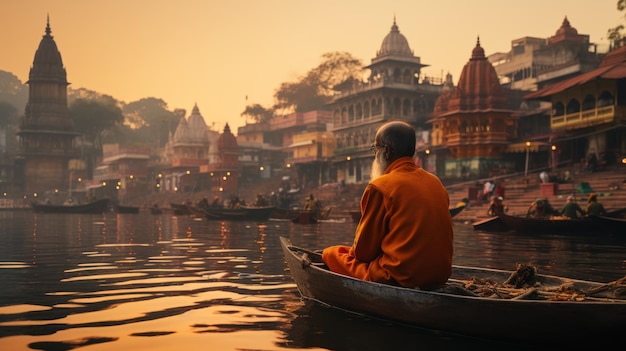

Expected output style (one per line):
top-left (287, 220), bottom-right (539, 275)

top-left (322, 157), bottom-right (453, 288)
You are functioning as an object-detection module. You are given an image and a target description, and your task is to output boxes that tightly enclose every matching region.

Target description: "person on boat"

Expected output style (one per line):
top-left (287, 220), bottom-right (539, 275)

top-left (304, 193), bottom-right (322, 215)
top-left (229, 195), bottom-right (242, 209)
top-left (206, 196), bottom-right (222, 209)
top-left (543, 198), bottom-right (560, 216)
top-left (560, 195), bottom-right (585, 219)
top-left (526, 198), bottom-right (546, 218)
top-left (526, 198), bottom-right (559, 218)
top-left (197, 197), bottom-right (210, 209)
top-left (321, 120), bottom-right (453, 289)
top-left (585, 193), bottom-right (607, 216)
top-left (487, 196), bottom-right (507, 216)
top-left (254, 193), bottom-right (269, 207)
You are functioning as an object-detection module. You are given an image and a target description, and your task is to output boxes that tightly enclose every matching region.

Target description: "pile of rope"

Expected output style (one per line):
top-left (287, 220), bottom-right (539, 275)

top-left (447, 264), bottom-right (626, 301)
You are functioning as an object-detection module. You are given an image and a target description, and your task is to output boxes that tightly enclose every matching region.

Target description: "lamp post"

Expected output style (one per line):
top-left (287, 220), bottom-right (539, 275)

top-left (551, 145), bottom-right (557, 172)
top-left (524, 141), bottom-right (531, 177)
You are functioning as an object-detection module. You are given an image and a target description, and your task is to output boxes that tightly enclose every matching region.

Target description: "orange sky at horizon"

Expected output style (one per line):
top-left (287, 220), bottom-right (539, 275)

top-left (1, 1), bottom-right (620, 135)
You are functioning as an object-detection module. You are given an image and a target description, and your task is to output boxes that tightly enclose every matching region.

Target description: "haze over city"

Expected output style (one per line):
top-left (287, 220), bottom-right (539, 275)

top-left (1, 1), bottom-right (619, 133)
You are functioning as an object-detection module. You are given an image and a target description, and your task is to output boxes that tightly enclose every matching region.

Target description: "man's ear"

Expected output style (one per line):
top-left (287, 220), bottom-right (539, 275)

top-left (383, 146), bottom-right (391, 160)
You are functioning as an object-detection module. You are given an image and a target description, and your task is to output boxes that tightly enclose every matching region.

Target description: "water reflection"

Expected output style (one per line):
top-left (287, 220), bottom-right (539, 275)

top-left (0, 212), bottom-right (624, 350)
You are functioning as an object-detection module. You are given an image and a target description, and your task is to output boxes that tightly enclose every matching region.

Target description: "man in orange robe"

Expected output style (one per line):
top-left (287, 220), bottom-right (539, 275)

top-left (322, 121), bottom-right (453, 289)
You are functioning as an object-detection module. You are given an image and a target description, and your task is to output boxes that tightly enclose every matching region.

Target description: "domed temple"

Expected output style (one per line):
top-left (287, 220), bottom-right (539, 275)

top-left (328, 18), bottom-right (445, 184)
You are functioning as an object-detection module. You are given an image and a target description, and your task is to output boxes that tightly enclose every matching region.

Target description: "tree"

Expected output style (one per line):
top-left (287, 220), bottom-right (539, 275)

top-left (242, 51), bottom-right (365, 119)
top-left (0, 70), bottom-right (28, 113)
top-left (240, 103), bottom-right (274, 124)
top-left (608, 0), bottom-right (626, 47)
top-left (274, 51), bottom-right (364, 113)
top-left (123, 98), bottom-right (180, 146)
top-left (70, 98), bottom-right (124, 177)
top-left (0, 101), bottom-right (19, 127)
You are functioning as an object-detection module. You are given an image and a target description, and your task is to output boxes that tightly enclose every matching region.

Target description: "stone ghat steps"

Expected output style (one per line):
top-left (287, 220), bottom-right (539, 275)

top-left (450, 167), bottom-right (626, 223)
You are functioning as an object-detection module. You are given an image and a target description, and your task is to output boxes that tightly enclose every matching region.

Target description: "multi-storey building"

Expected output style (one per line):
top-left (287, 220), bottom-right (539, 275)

top-left (489, 17), bottom-right (603, 91)
top-left (328, 19), bottom-right (444, 184)
top-left (525, 44), bottom-right (626, 170)
top-left (237, 110), bottom-right (333, 188)
top-left (92, 144), bottom-right (151, 202)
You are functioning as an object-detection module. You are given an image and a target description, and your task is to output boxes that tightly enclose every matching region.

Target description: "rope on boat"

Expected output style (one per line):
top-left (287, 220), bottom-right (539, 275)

top-left (447, 264), bottom-right (626, 301)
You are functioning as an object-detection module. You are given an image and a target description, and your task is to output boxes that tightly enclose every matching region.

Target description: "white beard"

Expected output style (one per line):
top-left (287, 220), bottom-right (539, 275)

top-left (370, 152), bottom-right (387, 181)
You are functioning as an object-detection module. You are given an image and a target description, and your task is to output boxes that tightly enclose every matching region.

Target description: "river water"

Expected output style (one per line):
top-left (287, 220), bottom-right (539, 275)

top-left (0, 211), bottom-right (624, 351)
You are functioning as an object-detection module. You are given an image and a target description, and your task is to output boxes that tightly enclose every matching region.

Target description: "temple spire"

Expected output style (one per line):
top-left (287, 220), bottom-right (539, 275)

top-left (45, 14), bottom-right (52, 37)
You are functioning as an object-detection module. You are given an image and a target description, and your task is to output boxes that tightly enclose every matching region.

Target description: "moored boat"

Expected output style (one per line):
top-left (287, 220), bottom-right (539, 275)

top-left (472, 216), bottom-right (510, 232)
top-left (350, 205), bottom-right (466, 223)
top-left (114, 204), bottom-right (139, 214)
top-left (31, 198), bottom-right (110, 214)
top-left (496, 212), bottom-right (626, 235)
top-left (170, 203), bottom-right (193, 215)
top-left (280, 236), bottom-right (626, 344)
top-left (202, 205), bottom-right (275, 221)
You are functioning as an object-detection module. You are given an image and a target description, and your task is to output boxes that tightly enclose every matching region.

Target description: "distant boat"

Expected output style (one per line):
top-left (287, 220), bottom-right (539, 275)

top-left (31, 198), bottom-right (110, 214)
top-left (170, 203), bottom-right (193, 215)
top-left (350, 205), bottom-right (467, 223)
top-left (114, 204), bottom-right (140, 214)
top-left (202, 206), bottom-right (275, 221)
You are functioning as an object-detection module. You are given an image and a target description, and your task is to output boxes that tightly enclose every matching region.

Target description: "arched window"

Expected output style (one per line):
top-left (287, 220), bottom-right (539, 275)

top-left (597, 91), bottom-right (614, 107)
top-left (566, 99), bottom-right (580, 114)
top-left (363, 101), bottom-right (370, 118)
top-left (582, 94), bottom-right (596, 111)
top-left (393, 68), bottom-right (402, 82)
top-left (402, 99), bottom-right (411, 117)
top-left (552, 102), bottom-right (565, 116)
top-left (402, 69), bottom-right (412, 84)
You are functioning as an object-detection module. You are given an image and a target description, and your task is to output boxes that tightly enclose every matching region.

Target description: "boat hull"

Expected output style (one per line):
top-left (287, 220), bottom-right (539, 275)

top-left (115, 205), bottom-right (139, 214)
top-left (203, 206), bottom-right (275, 221)
top-left (280, 236), bottom-right (626, 343)
top-left (497, 212), bottom-right (626, 234)
top-left (350, 206), bottom-right (465, 223)
top-left (31, 199), bottom-right (110, 214)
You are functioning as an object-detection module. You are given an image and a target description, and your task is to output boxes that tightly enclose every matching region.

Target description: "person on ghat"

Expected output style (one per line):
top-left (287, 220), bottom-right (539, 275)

top-left (322, 120), bottom-right (453, 289)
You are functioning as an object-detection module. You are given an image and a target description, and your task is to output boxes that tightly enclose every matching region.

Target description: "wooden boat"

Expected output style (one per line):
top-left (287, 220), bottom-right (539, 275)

top-left (291, 210), bottom-right (318, 224)
top-left (170, 203), bottom-right (193, 215)
top-left (280, 236), bottom-right (626, 344)
top-left (496, 212), bottom-right (626, 234)
top-left (202, 205), bottom-right (275, 221)
top-left (31, 198), bottom-right (110, 214)
top-left (150, 205), bottom-right (163, 215)
top-left (350, 205), bottom-right (466, 223)
top-left (114, 204), bottom-right (139, 214)
top-left (272, 206), bottom-right (332, 224)
top-left (472, 216), bottom-right (509, 232)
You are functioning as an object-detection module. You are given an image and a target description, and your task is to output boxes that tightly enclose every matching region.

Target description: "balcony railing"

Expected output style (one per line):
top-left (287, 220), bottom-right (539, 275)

top-left (551, 105), bottom-right (615, 130)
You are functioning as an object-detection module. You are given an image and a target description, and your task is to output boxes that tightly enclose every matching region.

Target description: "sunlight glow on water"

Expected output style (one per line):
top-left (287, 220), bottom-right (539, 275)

top-left (0, 212), bottom-right (624, 350)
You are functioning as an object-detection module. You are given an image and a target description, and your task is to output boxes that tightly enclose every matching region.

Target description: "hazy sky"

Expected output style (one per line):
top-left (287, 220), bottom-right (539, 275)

top-left (1, 1), bottom-right (620, 134)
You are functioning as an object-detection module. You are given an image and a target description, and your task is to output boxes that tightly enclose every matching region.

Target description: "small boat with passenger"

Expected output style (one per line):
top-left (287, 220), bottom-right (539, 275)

top-left (280, 236), bottom-right (626, 344)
